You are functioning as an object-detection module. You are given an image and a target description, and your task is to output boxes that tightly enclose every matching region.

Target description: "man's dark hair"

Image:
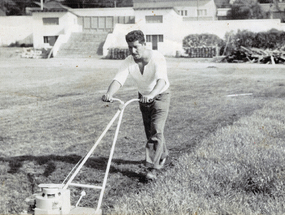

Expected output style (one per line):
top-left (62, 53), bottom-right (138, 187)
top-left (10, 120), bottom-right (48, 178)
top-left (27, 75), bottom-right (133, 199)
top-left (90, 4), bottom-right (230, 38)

top-left (125, 30), bottom-right (145, 44)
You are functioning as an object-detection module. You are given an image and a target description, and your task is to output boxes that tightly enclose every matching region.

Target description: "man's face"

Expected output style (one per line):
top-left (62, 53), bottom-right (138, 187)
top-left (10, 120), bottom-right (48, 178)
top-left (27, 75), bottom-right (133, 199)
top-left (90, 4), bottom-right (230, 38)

top-left (127, 40), bottom-right (145, 60)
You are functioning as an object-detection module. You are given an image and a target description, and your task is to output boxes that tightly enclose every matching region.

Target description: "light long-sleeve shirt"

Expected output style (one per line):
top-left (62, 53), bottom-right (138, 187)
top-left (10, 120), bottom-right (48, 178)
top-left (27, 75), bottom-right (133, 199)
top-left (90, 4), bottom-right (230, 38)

top-left (113, 50), bottom-right (170, 95)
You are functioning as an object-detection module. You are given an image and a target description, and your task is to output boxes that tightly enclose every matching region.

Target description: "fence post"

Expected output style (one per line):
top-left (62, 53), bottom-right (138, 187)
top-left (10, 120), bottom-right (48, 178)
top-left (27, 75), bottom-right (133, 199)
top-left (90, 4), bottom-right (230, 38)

top-left (215, 45), bottom-right (219, 57)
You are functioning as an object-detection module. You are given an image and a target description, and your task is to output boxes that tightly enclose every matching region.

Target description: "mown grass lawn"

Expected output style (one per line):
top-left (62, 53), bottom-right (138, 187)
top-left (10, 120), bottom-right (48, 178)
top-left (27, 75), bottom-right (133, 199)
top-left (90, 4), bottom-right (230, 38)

top-left (0, 57), bottom-right (285, 214)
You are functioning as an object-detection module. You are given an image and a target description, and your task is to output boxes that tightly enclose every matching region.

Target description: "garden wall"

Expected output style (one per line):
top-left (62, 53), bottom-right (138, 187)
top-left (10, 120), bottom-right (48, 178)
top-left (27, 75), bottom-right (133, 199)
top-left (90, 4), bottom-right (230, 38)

top-left (0, 16), bottom-right (33, 46)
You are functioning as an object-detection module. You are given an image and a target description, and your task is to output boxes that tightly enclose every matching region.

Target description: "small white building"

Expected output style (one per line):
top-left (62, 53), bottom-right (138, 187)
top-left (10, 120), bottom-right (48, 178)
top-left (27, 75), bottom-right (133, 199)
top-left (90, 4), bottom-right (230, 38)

top-left (31, 1), bottom-right (135, 50)
top-left (32, 11), bottom-right (81, 49)
top-left (103, 0), bottom-right (217, 56)
top-left (31, 1), bottom-right (80, 49)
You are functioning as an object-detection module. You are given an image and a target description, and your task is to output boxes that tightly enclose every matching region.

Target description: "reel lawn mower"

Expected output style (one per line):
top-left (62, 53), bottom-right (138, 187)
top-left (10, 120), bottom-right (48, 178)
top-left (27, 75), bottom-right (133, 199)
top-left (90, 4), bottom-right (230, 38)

top-left (25, 98), bottom-right (139, 215)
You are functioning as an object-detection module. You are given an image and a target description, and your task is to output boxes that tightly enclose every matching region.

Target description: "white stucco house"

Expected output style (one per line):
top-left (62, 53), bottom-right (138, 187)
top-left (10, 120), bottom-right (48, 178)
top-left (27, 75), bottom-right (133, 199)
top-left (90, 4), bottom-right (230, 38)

top-left (28, 0), bottom-right (220, 57)
top-left (32, 11), bottom-right (80, 49)
top-left (103, 0), bottom-right (285, 57)
top-left (103, 0), bottom-right (218, 56)
top-left (2, 0), bottom-right (285, 57)
top-left (30, 2), bottom-right (134, 46)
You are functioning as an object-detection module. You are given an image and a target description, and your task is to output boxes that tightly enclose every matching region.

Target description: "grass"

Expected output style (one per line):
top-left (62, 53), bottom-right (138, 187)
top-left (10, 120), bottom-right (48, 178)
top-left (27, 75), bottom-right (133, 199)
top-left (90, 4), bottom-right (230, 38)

top-left (0, 57), bottom-right (285, 214)
top-left (113, 100), bottom-right (285, 215)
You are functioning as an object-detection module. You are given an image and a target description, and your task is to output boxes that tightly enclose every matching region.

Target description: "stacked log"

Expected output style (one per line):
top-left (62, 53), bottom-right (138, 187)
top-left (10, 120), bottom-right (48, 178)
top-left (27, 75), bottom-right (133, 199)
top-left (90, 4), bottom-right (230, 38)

top-left (218, 46), bottom-right (285, 64)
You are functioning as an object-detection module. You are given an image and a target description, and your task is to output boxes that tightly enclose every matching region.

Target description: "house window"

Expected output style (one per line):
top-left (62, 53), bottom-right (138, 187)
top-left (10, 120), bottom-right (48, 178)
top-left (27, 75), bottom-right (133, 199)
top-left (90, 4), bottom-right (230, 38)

top-left (146, 35), bottom-right (164, 42)
top-left (106, 17), bottom-right (113, 28)
top-left (43, 17), bottom-right (59, 25)
top-left (146, 35), bottom-right (152, 42)
top-left (178, 10), bottom-right (188, 16)
top-left (197, 9), bottom-right (207, 16)
top-left (83, 17), bottom-right (91, 28)
top-left (44, 36), bottom-right (49, 43)
top-left (98, 17), bottom-right (105, 28)
top-left (145, 15), bottom-right (163, 23)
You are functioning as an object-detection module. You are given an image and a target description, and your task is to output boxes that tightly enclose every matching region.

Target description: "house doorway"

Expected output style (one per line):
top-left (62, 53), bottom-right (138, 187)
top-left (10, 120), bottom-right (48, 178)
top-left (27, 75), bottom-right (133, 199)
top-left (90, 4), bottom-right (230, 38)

top-left (152, 35), bottom-right (158, 50)
top-left (146, 35), bottom-right (164, 51)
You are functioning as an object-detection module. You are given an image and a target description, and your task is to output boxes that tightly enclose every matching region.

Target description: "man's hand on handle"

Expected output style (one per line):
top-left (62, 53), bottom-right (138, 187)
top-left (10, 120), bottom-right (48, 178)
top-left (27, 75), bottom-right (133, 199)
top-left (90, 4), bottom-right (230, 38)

top-left (102, 94), bottom-right (153, 104)
top-left (140, 95), bottom-right (154, 104)
top-left (102, 80), bottom-right (121, 102)
top-left (139, 79), bottom-right (165, 104)
top-left (102, 93), bottom-right (113, 102)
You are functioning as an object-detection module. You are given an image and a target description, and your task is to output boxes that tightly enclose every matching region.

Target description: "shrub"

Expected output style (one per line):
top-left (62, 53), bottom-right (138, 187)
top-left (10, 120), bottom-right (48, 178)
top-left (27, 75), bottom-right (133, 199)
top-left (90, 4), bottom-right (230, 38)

top-left (218, 29), bottom-right (285, 56)
top-left (231, 29), bottom-right (285, 50)
top-left (8, 42), bottom-right (32, 48)
top-left (183, 34), bottom-right (224, 48)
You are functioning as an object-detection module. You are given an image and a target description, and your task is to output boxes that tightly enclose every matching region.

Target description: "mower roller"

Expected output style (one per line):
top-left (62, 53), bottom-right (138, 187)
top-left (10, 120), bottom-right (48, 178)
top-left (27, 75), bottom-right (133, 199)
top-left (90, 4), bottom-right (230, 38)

top-left (26, 98), bottom-right (139, 215)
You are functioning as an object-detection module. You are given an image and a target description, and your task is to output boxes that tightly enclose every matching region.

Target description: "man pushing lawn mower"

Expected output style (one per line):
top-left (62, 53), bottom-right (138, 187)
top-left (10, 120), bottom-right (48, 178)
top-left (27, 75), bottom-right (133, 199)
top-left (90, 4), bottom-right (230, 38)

top-left (102, 30), bottom-right (171, 180)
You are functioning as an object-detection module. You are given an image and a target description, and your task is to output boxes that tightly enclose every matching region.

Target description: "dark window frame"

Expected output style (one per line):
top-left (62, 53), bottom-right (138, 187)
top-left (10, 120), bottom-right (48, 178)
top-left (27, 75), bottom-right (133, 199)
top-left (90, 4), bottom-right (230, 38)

top-left (145, 15), bottom-right (163, 23)
top-left (43, 17), bottom-right (59, 25)
top-left (146, 34), bottom-right (164, 42)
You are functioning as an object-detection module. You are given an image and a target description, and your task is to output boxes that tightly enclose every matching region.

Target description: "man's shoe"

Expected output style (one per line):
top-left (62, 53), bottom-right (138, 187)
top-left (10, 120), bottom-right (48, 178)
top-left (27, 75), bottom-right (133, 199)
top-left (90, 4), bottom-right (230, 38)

top-left (146, 169), bottom-right (157, 180)
top-left (160, 158), bottom-right (166, 166)
top-left (154, 158), bottom-right (167, 170)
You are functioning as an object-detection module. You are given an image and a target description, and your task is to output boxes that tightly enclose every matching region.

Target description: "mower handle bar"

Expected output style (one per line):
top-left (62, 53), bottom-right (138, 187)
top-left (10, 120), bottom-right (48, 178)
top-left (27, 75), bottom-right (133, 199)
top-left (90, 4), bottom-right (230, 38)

top-left (112, 98), bottom-right (153, 107)
top-left (112, 98), bottom-right (139, 107)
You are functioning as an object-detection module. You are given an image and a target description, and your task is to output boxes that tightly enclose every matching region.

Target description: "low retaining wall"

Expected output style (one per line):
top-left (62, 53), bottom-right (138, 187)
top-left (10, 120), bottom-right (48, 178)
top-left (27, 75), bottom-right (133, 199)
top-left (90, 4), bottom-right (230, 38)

top-left (183, 47), bottom-right (218, 58)
top-left (107, 48), bottom-right (129, 59)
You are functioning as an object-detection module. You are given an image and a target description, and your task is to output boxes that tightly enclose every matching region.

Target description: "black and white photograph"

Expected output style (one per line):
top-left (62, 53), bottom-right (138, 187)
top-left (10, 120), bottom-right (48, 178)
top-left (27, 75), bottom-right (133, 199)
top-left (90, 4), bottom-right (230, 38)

top-left (1, 0), bottom-right (285, 214)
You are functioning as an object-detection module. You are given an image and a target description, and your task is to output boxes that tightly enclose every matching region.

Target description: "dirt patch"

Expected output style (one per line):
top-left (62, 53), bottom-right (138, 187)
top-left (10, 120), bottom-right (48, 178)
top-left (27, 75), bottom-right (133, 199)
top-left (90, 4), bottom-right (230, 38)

top-left (0, 47), bottom-right (22, 58)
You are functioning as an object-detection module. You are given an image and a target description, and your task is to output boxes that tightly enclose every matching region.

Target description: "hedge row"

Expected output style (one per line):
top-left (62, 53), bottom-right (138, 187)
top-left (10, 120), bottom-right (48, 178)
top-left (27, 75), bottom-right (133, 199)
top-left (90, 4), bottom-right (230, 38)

top-left (183, 29), bottom-right (285, 56)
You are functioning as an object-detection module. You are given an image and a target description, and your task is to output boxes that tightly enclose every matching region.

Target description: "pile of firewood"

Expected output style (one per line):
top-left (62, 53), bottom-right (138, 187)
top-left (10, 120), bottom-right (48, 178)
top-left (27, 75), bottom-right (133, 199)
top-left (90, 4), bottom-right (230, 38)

top-left (218, 46), bottom-right (285, 64)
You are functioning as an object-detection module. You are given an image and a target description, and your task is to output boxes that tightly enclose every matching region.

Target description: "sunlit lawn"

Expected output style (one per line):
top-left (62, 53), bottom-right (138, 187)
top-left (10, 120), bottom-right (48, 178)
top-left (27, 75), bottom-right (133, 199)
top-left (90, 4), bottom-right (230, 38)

top-left (0, 57), bottom-right (285, 214)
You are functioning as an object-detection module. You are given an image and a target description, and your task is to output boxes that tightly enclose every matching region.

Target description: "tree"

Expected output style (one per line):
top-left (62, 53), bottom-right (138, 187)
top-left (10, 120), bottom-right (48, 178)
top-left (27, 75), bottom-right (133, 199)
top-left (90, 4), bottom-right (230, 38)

top-left (0, 0), bottom-right (39, 15)
top-left (116, 0), bottom-right (132, 7)
top-left (230, 0), bottom-right (268, 19)
top-left (183, 34), bottom-right (224, 47)
top-left (0, 0), bottom-right (133, 14)
top-left (258, 0), bottom-right (273, 3)
top-left (1, 0), bottom-right (16, 15)
top-left (62, 0), bottom-right (133, 8)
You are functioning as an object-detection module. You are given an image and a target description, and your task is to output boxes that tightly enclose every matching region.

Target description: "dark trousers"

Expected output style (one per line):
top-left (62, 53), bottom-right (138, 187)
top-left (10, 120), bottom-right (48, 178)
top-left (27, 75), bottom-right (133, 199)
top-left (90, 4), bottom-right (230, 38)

top-left (139, 90), bottom-right (170, 169)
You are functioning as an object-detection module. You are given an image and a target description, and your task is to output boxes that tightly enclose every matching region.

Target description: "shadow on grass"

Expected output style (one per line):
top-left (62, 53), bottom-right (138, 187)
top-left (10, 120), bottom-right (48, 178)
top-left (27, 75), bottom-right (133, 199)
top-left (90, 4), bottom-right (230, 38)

top-left (0, 154), bottom-right (147, 182)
